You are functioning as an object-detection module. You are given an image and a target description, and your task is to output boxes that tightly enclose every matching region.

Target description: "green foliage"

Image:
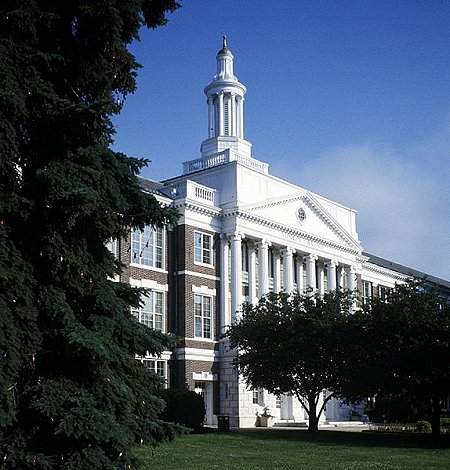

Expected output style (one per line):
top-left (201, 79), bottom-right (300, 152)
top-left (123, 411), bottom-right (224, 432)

top-left (0, 0), bottom-right (181, 468)
top-left (226, 290), bottom-right (355, 431)
top-left (416, 421), bottom-right (432, 433)
top-left (344, 280), bottom-right (450, 437)
top-left (158, 389), bottom-right (205, 433)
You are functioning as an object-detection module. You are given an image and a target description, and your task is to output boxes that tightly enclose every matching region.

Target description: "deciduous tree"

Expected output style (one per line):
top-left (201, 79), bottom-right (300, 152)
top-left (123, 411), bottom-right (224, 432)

top-left (345, 280), bottom-right (450, 438)
top-left (226, 290), bottom-right (354, 432)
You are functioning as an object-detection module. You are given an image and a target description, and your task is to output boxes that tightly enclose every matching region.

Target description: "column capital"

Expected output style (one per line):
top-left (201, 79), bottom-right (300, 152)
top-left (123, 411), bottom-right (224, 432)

top-left (281, 246), bottom-right (295, 256)
top-left (325, 259), bottom-right (339, 268)
top-left (256, 239), bottom-right (271, 249)
top-left (227, 231), bottom-right (244, 241)
top-left (304, 253), bottom-right (318, 263)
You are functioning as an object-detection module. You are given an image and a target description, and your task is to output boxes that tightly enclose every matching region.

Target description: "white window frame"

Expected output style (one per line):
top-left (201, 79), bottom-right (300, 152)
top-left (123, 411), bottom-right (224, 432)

top-left (131, 225), bottom-right (164, 269)
top-left (106, 238), bottom-right (117, 257)
top-left (377, 285), bottom-right (392, 301)
top-left (362, 280), bottom-right (373, 304)
top-left (194, 294), bottom-right (213, 339)
top-left (131, 291), bottom-right (165, 332)
top-left (194, 231), bottom-right (213, 266)
top-left (140, 358), bottom-right (167, 386)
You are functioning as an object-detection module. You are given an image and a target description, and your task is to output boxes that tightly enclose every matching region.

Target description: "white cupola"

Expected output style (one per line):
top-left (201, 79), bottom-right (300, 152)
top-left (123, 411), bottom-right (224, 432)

top-left (200, 37), bottom-right (252, 159)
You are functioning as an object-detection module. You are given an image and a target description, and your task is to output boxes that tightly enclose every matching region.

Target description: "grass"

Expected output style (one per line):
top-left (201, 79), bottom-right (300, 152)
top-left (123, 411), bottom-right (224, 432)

top-left (137, 428), bottom-right (450, 470)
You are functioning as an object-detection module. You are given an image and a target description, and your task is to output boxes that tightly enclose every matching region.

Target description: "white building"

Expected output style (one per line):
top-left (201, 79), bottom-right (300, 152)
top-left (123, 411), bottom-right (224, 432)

top-left (116, 38), bottom-right (449, 428)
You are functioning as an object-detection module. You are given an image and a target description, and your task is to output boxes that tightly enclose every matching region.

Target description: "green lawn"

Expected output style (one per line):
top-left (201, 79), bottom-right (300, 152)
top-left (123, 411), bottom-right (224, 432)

top-left (138, 429), bottom-right (450, 470)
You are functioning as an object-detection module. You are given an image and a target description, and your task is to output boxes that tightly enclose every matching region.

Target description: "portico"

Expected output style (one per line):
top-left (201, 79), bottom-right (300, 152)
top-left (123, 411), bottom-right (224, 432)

top-left (219, 231), bottom-right (361, 328)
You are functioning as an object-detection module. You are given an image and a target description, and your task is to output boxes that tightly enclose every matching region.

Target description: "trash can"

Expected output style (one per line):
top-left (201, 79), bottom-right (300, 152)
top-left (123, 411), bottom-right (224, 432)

top-left (217, 415), bottom-right (230, 432)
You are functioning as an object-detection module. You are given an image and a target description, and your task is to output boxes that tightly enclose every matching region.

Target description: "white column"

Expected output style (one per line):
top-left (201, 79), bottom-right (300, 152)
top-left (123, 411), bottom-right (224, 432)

top-left (318, 264), bottom-right (325, 296)
top-left (207, 96), bottom-right (214, 138)
top-left (239, 96), bottom-right (244, 138)
top-left (347, 265), bottom-right (358, 311)
top-left (230, 232), bottom-right (243, 322)
top-left (282, 247), bottom-right (294, 293)
top-left (219, 234), bottom-right (230, 331)
top-left (230, 92), bottom-right (236, 136)
top-left (218, 92), bottom-right (224, 136)
top-left (296, 255), bottom-right (304, 293)
top-left (337, 266), bottom-right (345, 288)
top-left (257, 240), bottom-right (270, 297)
top-left (273, 250), bottom-right (281, 293)
top-left (325, 260), bottom-right (338, 292)
top-left (346, 265), bottom-right (357, 293)
top-left (248, 243), bottom-right (257, 304)
top-left (305, 253), bottom-right (317, 292)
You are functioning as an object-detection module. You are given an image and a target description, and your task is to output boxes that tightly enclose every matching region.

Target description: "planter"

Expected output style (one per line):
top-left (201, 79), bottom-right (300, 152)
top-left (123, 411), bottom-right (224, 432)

top-left (259, 416), bottom-right (273, 427)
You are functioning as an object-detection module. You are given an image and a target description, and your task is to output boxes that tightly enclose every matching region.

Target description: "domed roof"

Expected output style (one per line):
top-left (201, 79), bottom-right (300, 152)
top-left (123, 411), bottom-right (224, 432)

top-left (217, 35), bottom-right (233, 56)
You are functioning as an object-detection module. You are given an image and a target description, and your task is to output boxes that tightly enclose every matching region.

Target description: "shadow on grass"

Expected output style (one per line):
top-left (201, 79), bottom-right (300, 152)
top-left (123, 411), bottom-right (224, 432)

top-left (221, 428), bottom-right (450, 450)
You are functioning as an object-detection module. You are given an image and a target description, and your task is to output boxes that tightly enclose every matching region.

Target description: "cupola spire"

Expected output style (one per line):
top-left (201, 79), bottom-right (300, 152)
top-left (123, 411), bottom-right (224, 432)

top-left (200, 38), bottom-right (252, 159)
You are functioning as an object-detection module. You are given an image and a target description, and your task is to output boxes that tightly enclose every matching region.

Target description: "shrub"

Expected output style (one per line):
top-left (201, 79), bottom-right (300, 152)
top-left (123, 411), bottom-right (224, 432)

top-left (158, 389), bottom-right (205, 432)
top-left (416, 420), bottom-right (432, 433)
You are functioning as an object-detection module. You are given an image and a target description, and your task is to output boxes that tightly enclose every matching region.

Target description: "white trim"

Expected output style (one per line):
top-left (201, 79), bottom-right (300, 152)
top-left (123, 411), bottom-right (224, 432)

top-left (193, 372), bottom-right (218, 381)
top-left (130, 278), bottom-right (169, 291)
top-left (175, 347), bottom-right (219, 361)
top-left (129, 263), bottom-right (168, 274)
top-left (130, 225), bottom-right (166, 269)
top-left (192, 285), bottom-right (217, 296)
top-left (194, 230), bottom-right (214, 266)
top-left (137, 351), bottom-right (173, 361)
top-left (362, 263), bottom-right (408, 283)
top-left (177, 270), bottom-right (220, 281)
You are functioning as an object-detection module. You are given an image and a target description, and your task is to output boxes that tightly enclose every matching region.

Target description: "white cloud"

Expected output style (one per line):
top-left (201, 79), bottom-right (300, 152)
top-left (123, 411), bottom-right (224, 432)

top-left (274, 132), bottom-right (450, 281)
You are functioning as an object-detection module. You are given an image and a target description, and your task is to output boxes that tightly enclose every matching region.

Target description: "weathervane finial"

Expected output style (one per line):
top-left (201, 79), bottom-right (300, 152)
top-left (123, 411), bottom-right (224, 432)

top-left (223, 35), bottom-right (227, 49)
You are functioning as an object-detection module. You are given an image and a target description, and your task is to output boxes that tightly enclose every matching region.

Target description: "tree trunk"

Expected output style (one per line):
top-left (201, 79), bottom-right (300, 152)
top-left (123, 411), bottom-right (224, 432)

top-left (307, 395), bottom-right (319, 432)
top-left (430, 396), bottom-right (441, 439)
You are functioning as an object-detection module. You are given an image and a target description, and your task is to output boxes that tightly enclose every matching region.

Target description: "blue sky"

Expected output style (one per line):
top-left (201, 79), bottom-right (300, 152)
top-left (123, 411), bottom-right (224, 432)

top-left (112, 0), bottom-right (450, 280)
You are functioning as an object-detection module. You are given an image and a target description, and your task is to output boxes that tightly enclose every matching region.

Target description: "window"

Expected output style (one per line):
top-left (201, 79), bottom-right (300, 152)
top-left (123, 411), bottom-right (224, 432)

top-left (106, 238), bottom-right (116, 256)
top-left (131, 291), bottom-right (164, 332)
top-left (141, 358), bottom-right (167, 384)
top-left (194, 294), bottom-right (212, 339)
top-left (131, 226), bottom-right (163, 268)
top-left (224, 97), bottom-right (230, 135)
top-left (362, 281), bottom-right (373, 305)
top-left (252, 389), bottom-right (259, 404)
top-left (276, 395), bottom-right (281, 409)
top-left (194, 232), bottom-right (212, 265)
top-left (377, 285), bottom-right (392, 301)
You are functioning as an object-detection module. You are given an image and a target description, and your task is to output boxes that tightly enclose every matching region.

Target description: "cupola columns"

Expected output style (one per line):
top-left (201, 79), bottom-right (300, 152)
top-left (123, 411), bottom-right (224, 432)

top-left (201, 37), bottom-right (252, 159)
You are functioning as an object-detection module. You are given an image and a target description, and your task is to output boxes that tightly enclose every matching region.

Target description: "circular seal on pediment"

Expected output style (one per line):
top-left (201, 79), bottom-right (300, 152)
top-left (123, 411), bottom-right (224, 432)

top-left (297, 208), bottom-right (306, 223)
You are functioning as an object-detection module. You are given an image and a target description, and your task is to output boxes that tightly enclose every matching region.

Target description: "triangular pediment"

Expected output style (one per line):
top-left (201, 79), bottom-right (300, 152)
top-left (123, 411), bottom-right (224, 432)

top-left (238, 191), bottom-right (361, 251)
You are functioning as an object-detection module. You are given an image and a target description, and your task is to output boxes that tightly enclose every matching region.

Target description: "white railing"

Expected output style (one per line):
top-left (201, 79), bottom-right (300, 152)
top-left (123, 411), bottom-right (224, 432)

top-left (182, 149), bottom-right (269, 175)
top-left (183, 150), bottom-right (229, 174)
top-left (191, 182), bottom-right (216, 204)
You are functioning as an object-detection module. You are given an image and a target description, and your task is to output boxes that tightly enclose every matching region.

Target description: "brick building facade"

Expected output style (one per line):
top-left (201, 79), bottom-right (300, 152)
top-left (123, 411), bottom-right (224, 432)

top-left (112, 39), bottom-right (449, 427)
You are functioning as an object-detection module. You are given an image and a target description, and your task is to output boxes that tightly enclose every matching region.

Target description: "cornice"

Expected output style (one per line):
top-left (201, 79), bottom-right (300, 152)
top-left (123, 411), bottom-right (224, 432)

top-left (240, 191), bottom-right (361, 252)
top-left (362, 262), bottom-right (408, 282)
top-left (224, 209), bottom-right (360, 255)
top-left (302, 193), bottom-right (360, 251)
top-left (173, 200), bottom-right (221, 217)
top-left (243, 192), bottom-right (306, 212)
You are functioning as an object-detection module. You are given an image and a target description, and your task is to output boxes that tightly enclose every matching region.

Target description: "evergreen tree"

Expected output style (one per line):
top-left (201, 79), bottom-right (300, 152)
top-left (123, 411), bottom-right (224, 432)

top-left (0, 1), bottom-right (181, 468)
